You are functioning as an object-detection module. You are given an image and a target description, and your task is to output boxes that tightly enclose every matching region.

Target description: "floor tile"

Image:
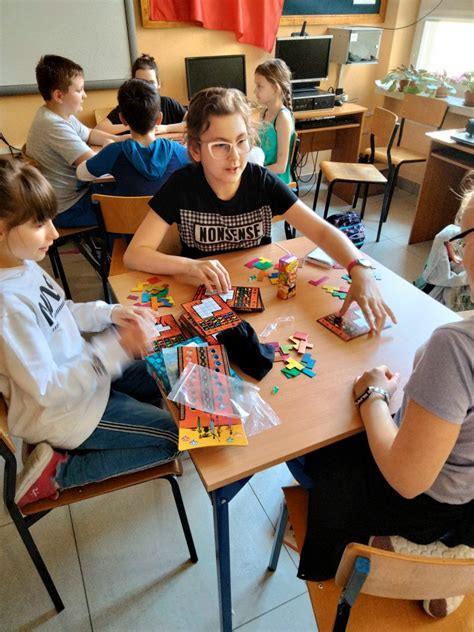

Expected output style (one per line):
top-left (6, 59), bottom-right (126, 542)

top-left (235, 592), bottom-right (316, 632)
top-left (362, 239), bottom-right (425, 283)
top-left (0, 507), bottom-right (91, 630)
top-left (69, 460), bottom-right (305, 631)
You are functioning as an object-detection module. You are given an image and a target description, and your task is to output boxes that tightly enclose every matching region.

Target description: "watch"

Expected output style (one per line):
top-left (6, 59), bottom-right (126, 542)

top-left (354, 386), bottom-right (389, 407)
top-left (347, 258), bottom-right (373, 276)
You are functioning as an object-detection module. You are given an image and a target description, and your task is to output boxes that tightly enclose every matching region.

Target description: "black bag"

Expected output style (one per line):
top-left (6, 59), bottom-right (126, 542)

top-left (216, 321), bottom-right (274, 381)
top-left (326, 211), bottom-right (365, 248)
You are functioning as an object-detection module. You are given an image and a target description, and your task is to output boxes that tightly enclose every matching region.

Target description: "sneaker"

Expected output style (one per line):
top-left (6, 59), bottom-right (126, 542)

top-left (368, 535), bottom-right (471, 618)
top-left (15, 443), bottom-right (67, 509)
top-left (78, 236), bottom-right (106, 273)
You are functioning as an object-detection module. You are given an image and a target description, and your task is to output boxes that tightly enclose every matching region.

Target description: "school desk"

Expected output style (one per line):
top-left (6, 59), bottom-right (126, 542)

top-left (294, 103), bottom-right (367, 204)
top-left (409, 129), bottom-right (474, 244)
top-left (109, 236), bottom-right (460, 632)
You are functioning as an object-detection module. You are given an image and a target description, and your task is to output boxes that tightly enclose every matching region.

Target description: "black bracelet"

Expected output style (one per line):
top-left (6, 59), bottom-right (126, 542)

top-left (354, 386), bottom-right (389, 407)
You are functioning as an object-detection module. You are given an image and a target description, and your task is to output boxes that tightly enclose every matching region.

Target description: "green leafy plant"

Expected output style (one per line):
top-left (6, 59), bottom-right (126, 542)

top-left (425, 71), bottom-right (457, 97)
top-left (378, 65), bottom-right (431, 94)
top-left (460, 71), bottom-right (474, 92)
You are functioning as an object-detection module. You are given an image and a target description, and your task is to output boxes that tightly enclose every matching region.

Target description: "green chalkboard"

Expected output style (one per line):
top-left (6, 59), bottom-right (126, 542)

top-left (281, 0), bottom-right (386, 25)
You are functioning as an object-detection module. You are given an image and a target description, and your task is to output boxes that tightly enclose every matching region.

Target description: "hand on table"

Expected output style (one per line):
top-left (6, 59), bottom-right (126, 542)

top-left (186, 259), bottom-right (232, 294)
top-left (354, 365), bottom-right (400, 403)
top-left (339, 267), bottom-right (396, 333)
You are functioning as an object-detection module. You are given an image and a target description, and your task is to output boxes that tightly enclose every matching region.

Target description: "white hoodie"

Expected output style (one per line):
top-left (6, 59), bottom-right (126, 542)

top-left (0, 261), bottom-right (131, 449)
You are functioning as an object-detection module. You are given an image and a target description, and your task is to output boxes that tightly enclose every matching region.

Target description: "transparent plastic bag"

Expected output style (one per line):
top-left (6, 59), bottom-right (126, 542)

top-left (167, 363), bottom-right (281, 437)
top-left (259, 316), bottom-right (295, 338)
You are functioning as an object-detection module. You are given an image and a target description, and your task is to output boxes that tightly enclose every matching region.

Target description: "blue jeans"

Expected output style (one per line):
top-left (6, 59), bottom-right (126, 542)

top-left (54, 182), bottom-right (116, 228)
top-left (55, 361), bottom-right (179, 489)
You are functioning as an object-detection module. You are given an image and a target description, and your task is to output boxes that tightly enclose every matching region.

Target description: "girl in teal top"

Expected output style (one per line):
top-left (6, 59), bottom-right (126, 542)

top-left (254, 59), bottom-right (295, 185)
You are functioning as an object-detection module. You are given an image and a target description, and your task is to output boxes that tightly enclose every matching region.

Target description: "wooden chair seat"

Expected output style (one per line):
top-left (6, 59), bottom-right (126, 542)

top-left (320, 160), bottom-right (388, 185)
top-left (284, 486), bottom-right (474, 632)
top-left (0, 395), bottom-right (197, 614)
top-left (312, 107), bottom-right (399, 242)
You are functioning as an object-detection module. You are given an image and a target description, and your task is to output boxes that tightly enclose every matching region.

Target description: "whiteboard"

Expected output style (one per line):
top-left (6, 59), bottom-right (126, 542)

top-left (0, 0), bottom-right (138, 95)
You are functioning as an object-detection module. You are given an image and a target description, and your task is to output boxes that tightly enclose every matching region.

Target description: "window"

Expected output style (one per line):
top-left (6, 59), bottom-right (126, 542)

top-left (414, 18), bottom-right (474, 77)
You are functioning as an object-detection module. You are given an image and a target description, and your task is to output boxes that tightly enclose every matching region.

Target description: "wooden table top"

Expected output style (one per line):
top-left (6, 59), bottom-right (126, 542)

top-left (109, 237), bottom-right (460, 492)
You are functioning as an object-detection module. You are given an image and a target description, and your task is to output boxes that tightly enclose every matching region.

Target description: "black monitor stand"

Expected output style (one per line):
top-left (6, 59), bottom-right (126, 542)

top-left (292, 81), bottom-right (324, 98)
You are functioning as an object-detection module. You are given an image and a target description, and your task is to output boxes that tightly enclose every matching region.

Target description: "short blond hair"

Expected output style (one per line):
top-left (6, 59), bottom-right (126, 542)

top-left (456, 171), bottom-right (474, 224)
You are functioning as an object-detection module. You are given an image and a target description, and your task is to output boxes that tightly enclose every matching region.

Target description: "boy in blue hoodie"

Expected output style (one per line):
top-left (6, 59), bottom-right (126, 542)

top-left (77, 79), bottom-right (189, 196)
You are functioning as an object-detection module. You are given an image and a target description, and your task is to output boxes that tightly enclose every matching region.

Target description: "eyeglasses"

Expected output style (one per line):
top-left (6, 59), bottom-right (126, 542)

top-left (200, 138), bottom-right (251, 160)
top-left (445, 227), bottom-right (474, 263)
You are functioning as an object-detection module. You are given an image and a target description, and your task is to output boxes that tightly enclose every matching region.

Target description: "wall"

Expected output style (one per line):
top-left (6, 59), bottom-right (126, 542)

top-left (1, 0), bottom-right (418, 157)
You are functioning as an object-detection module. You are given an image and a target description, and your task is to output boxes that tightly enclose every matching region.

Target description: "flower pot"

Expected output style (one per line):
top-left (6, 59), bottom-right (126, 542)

top-left (464, 89), bottom-right (474, 107)
top-left (435, 86), bottom-right (449, 98)
top-left (398, 79), bottom-right (409, 92)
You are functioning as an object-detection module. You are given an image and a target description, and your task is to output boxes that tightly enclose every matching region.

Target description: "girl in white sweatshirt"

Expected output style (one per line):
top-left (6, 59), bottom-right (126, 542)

top-left (0, 160), bottom-right (178, 509)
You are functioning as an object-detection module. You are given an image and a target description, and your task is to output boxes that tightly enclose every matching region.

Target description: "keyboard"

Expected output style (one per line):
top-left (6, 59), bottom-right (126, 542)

top-left (295, 116), bottom-right (356, 130)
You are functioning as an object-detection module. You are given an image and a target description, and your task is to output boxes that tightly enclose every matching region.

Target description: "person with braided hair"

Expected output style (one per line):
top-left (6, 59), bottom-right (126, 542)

top-left (254, 59), bottom-right (295, 185)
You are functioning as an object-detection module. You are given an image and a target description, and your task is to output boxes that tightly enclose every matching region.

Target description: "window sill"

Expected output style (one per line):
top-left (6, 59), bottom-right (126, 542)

top-left (374, 83), bottom-right (474, 118)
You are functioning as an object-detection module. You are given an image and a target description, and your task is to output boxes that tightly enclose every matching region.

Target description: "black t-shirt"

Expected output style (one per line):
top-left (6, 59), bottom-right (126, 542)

top-left (107, 95), bottom-right (186, 128)
top-left (149, 162), bottom-right (298, 258)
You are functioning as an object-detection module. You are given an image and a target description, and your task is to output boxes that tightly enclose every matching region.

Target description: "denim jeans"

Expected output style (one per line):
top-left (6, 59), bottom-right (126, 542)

top-left (54, 182), bottom-right (116, 228)
top-left (55, 361), bottom-right (179, 489)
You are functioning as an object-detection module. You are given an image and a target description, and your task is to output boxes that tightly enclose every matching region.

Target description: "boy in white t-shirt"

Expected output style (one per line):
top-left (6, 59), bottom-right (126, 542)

top-left (26, 55), bottom-right (125, 229)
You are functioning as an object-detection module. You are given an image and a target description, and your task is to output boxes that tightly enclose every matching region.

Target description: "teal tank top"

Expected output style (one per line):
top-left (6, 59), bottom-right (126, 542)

top-left (259, 107), bottom-right (296, 185)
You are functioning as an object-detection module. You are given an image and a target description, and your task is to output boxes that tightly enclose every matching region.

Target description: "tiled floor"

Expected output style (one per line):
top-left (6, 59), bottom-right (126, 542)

top-left (1, 184), bottom-right (434, 631)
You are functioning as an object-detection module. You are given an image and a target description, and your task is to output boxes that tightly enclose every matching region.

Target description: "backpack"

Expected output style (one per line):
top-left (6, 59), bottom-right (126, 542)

top-left (326, 211), bottom-right (365, 248)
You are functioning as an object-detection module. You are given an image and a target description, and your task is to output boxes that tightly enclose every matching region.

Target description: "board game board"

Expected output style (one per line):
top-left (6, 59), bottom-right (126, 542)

top-left (179, 295), bottom-right (241, 343)
top-left (176, 344), bottom-right (248, 449)
top-left (147, 314), bottom-right (187, 353)
top-left (193, 285), bottom-right (264, 312)
top-left (317, 306), bottom-right (391, 341)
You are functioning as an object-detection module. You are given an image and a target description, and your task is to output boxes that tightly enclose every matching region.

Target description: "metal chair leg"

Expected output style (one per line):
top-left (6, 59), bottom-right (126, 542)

top-left (49, 245), bottom-right (72, 299)
top-left (313, 170), bottom-right (323, 212)
top-left (352, 183), bottom-right (362, 209)
top-left (268, 500), bottom-right (289, 572)
top-left (0, 443), bottom-right (64, 612)
top-left (323, 181), bottom-right (335, 219)
top-left (359, 183), bottom-right (370, 220)
top-left (167, 475), bottom-right (198, 563)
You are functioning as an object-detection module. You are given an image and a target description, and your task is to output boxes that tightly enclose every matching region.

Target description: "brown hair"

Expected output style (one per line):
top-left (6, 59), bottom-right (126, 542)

top-left (186, 87), bottom-right (257, 157)
top-left (255, 59), bottom-right (292, 111)
top-left (0, 160), bottom-right (57, 229)
top-left (35, 55), bottom-right (83, 101)
top-left (132, 54), bottom-right (159, 83)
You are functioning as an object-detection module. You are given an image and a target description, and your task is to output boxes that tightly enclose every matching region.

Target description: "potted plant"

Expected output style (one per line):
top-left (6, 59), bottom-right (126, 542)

top-left (425, 71), bottom-right (457, 98)
top-left (460, 72), bottom-right (474, 106)
top-left (378, 65), bottom-right (430, 94)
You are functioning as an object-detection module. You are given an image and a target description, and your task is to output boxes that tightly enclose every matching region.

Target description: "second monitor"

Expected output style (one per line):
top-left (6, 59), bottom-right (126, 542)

top-left (185, 54), bottom-right (246, 100)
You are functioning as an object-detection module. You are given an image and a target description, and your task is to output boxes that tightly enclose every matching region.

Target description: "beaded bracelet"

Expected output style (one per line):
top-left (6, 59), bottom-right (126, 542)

top-left (354, 386), bottom-right (389, 407)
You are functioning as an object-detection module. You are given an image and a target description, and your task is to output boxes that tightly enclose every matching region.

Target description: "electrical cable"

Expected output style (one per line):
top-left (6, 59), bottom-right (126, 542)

top-left (352, 0), bottom-right (443, 32)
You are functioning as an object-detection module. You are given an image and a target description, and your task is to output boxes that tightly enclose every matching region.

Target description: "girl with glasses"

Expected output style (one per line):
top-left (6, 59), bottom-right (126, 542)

top-left (125, 87), bottom-right (394, 332)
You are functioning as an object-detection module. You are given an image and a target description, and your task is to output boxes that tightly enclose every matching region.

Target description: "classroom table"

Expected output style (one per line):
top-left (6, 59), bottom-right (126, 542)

top-left (109, 236), bottom-right (460, 632)
top-left (409, 129), bottom-right (474, 244)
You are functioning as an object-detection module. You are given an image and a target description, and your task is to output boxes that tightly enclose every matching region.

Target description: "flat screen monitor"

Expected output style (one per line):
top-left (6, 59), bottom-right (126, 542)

top-left (185, 55), bottom-right (246, 100)
top-left (275, 36), bottom-right (332, 91)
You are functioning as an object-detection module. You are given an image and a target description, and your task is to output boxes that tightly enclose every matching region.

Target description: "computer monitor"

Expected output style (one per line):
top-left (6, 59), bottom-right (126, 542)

top-left (275, 36), bottom-right (333, 92)
top-left (185, 55), bottom-right (246, 100)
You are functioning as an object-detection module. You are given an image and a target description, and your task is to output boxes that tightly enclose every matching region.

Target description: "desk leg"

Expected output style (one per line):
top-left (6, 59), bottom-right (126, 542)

top-left (211, 477), bottom-right (251, 632)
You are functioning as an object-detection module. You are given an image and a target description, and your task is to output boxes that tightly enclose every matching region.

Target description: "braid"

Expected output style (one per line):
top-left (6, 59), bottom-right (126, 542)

top-left (255, 59), bottom-right (293, 111)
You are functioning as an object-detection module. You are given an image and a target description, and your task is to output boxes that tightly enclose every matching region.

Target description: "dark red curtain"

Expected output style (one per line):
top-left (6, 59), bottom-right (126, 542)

top-left (150, 0), bottom-right (284, 53)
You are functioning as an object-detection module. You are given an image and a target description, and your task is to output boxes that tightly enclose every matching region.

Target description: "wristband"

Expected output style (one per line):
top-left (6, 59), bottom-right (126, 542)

top-left (354, 386), bottom-right (389, 407)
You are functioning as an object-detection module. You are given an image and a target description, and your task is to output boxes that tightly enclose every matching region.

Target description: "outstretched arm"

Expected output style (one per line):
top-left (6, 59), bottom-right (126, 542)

top-left (284, 200), bottom-right (396, 331)
top-left (124, 211), bottom-right (231, 293)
